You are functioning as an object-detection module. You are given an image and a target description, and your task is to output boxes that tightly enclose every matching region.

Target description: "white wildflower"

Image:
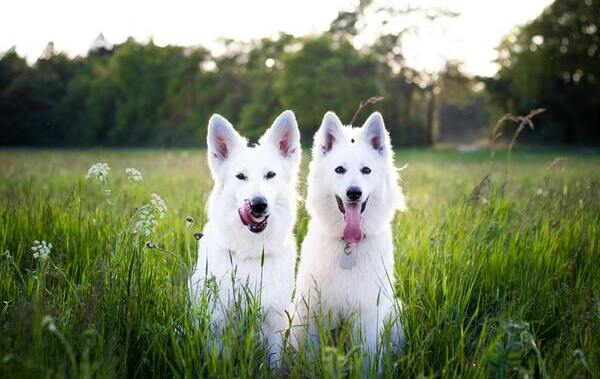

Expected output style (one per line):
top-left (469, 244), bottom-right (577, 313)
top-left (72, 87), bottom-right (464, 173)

top-left (481, 198), bottom-right (489, 205)
top-left (535, 188), bottom-right (548, 196)
top-left (125, 168), bottom-right (143, 183)
top-left (150, 193), bottom-right (168, 218)
top-left (31, 240), bottom-right (52, 261)
top-left (131, 193), bottom-right (168, 236)
top-left (41, 315), bottom-right (57, 332)
top-left (85, 163), bottom-right (110, 185)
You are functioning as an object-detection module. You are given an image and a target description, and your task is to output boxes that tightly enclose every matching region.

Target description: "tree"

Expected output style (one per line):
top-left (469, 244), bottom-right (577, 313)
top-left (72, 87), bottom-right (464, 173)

top-left (490, 0), bottom-right (600, 144)
top-left (436, 62), bottom-right (489, 144)
top-left (275, 36), bottom-right (380, 141)
top-left (0, 49), bottom-right (31, 144)
top-left (237, 34), bottom-right (295, 141)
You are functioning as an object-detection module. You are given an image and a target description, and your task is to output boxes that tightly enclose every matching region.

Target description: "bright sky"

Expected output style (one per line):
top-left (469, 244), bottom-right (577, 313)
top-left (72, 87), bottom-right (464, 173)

top-left (1, 0), bottom-right (553, 76)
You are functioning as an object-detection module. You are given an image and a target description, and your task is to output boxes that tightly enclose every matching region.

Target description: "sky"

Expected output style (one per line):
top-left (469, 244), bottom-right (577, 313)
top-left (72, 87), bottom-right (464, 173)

top-left (1, 0), bottom-right (554, 76)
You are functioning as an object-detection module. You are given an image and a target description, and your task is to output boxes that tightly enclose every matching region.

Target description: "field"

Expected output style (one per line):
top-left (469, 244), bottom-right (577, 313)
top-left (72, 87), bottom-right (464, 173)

top-left (1, 148), bottom-right (599, 378)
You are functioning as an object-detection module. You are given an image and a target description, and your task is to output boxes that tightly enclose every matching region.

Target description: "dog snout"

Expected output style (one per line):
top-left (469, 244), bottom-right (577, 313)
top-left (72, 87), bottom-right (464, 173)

top-left (250, 196), bottom-right (268, 214)
top-left (346, 186), bottom-right (362, 201)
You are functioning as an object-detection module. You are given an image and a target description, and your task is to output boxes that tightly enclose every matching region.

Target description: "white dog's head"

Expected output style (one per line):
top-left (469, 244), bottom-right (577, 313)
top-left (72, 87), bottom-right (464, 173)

top-left (206, 110), bottom-right (301, 237)
top-left (306, 111), bottom-right (405, 245)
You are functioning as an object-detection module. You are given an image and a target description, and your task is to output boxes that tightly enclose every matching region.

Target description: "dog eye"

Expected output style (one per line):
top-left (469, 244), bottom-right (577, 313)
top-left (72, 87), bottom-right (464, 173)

top-left (361, 167), bottom-right (371, 175)
top-left (334, 166), bottom-right (346, 174)
top-left (265, 171), bottom-right (276, 179)
top-left (235, 173), bottom-right (247, 180)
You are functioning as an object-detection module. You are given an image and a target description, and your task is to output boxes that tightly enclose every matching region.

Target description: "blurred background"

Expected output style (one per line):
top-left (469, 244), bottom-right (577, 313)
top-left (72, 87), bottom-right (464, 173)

top-left (0, 0), bottom-right (598, 148)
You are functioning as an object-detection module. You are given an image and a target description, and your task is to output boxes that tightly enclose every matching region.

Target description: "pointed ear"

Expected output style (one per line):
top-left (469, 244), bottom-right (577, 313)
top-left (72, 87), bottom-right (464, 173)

top-left (260, 110), bottom-right (300, 159)
top-left (207, 114), bottom-right (243, 164)
top-left (315, 111), bottom-right (343, 155)
top-left (361, 112), bottom-right (389, 153)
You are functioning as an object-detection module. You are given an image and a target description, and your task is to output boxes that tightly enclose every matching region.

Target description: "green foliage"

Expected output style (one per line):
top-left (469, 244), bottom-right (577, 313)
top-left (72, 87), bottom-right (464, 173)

top-left (437, 62), bottom-right (490, 144)
top-left (275, 36), bottom-right (380, 140)
top-left (488, 0), bottom-right (600, 144)
top-left (1, 31), bottom-right (441, 147)
top-left (0, 149), bottom-right (599, 377)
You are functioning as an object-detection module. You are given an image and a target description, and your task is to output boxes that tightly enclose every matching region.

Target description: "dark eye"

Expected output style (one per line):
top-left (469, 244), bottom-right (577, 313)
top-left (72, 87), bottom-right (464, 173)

top-left (236, 173), bottom-right (247, 180)
top-left (265, 171), bottom-right (276, 179)
top-left (335, 166), bottom-right (346, 174)
top-left (361, 167), bottom-right (371, 175)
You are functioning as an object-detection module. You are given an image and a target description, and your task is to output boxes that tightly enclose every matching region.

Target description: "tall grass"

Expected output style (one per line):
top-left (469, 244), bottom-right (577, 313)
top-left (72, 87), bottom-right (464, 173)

top-left (0, 148), bottom-right (598, 378)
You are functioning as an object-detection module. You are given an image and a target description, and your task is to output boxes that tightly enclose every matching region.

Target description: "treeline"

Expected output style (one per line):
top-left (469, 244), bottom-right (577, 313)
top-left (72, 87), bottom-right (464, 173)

top-left (0, 33), bottom-right (440, 147)
top-left (1, 0), bottom-right (598, 147)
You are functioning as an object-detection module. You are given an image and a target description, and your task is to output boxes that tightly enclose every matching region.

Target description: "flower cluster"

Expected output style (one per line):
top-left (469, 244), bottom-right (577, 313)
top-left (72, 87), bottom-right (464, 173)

top-left (85, 163), bottom-right (110, 185)
top-left (132, 193), bottom-right (168, 236)
top-left (150, 193), bottom-right (167, 217)
top-left (41, 315), bottom-right (57, 332)
top-left (31, 240), bottom-right (52, 260)
top-left (125, 168), bottom-right (143, 183)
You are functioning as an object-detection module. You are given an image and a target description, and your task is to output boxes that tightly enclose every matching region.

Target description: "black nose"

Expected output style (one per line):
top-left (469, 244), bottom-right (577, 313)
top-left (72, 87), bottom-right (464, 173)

top-left (346, 186), bottom-right (362, 201)
top-left (250, 196), bottom-right (268, 214)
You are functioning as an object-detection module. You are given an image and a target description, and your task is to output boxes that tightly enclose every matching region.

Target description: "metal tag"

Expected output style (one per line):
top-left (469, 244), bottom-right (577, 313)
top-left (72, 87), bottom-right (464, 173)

top-left (339, 244), bottom-right (357, 270)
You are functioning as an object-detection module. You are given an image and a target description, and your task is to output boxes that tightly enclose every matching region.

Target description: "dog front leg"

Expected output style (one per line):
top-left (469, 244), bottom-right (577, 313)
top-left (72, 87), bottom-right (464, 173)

top-left (263, 309), bottom-right (288, 367)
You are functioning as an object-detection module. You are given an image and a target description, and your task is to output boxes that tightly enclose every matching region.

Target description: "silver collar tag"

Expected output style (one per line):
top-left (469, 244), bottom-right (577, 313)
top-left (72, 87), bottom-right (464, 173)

top-left (340, 244), bottom-right (357, 270)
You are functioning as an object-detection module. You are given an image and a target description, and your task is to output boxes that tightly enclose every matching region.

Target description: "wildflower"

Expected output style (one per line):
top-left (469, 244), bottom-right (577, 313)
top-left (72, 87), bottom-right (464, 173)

top-left (481, 198), bottom-right (489, 205)
top-left (41, 315), bottom-right (57, 332)
top-left (185, 216), bottom-right (194, 227)
top-left (131, 193), bottom-right (168, 236)
top-left (144, 241), bottom-right (156, 249)
top-left (125, 168), bottom-right (143, 183)
top-left (535, 188), bottom-right (548, 196)
top-left (85, 163), bottom-right (110, 185)
top-left (31, 240), bottom-right (52, 261)
top-left (150, 193), bottom-right (167, 218)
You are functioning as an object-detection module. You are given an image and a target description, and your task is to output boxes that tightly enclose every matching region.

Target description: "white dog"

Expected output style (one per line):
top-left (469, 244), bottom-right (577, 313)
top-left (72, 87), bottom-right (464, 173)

top-left (189, 110), bottom-right (301, 365)
top-left (292, 111), bottom-right (406, 358)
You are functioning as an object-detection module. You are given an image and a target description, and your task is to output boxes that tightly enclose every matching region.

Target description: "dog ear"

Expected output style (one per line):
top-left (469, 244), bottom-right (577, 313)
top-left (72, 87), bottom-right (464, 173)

top-left (361, 112), bottom-right (389, 153)
top-left (260, 110), bottom-right (300, 159)
top-left (316, 111), bottom-right (343, 155)
top-left (207, 114), bottom-right (243, 164)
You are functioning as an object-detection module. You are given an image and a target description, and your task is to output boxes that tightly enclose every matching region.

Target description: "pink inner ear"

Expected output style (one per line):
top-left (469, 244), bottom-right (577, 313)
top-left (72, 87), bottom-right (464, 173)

top-left (371, 135), bottom-right (382, 151)
top-left (323, 131), bottom-right (335, 154)
top-left (215, 135), bottom-right (228, 159)
top-left (279, 128), bottom-right (291, 156)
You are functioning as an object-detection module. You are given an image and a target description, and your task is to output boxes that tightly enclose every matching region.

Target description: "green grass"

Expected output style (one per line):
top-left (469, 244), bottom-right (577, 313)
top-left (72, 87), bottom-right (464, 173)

top-left (1, 148), bottom-right (599, 378)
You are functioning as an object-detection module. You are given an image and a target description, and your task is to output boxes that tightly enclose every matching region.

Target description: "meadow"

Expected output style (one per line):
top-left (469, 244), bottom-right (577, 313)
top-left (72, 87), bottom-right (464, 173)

top-left (0, 148), bottom-right (598, 378)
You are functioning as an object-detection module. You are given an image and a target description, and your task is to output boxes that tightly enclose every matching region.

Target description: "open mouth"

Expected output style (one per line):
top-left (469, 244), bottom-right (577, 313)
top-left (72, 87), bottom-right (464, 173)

top-left (335, 195), bottom-right (368, 245)
top-left (335, 195), bottom-right (367, 215)
top-left (238, 200), bottom-right (269, 233)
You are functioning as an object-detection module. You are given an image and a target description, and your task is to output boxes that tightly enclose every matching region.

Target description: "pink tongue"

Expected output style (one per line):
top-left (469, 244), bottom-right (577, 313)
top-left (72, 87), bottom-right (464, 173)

top-left (238, 200), bottom-right (253, 226)
top-left (238, 200), bottom-right (266, 227)
top-left (343, 203), bottom-right (362, 245)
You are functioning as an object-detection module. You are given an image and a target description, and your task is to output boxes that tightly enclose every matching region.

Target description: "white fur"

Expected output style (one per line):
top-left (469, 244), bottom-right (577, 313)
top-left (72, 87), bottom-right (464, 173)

top-left (292, 111), bottom-right (406, 357)
top-left (189, 110), bottom-right (301, 365)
